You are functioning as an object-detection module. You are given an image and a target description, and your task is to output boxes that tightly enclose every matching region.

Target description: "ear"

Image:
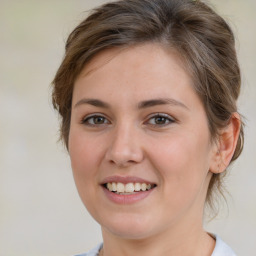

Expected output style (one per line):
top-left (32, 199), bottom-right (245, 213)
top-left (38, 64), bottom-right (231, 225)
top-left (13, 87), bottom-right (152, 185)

top-left (210, 112), bottom-right (241, 174)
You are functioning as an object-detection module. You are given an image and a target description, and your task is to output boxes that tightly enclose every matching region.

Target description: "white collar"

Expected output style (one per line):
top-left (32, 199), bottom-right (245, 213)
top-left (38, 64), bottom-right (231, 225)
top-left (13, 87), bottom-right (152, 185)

top-left (76, 234), bottom-right (236, 256)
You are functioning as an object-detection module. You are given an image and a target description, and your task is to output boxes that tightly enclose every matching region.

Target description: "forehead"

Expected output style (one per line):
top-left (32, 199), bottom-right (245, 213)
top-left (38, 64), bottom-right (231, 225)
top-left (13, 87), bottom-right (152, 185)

top-left (77, 43), bottom-right (190, 82)
top-left (73, 43), bottom-right (199, 109)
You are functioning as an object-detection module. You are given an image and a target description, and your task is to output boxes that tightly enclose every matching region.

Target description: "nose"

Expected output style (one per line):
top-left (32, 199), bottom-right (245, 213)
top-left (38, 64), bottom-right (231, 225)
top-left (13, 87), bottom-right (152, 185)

top-left (105, 124), bottom-right (144, 167)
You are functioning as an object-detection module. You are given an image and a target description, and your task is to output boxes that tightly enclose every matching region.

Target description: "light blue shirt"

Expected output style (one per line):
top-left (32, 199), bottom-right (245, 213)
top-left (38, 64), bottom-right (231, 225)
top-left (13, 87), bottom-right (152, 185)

top-left (212, 235), bottom-right (237, 256)
top-left (75, 235), bottom-right (236, 256)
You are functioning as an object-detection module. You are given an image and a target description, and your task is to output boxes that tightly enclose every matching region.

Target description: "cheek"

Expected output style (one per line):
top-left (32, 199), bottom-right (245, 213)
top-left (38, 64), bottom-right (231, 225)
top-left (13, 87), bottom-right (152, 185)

top-left (69, 132), bottom-right (113, 223)
top-left (69, 129), bottom-right (104, 175)
top-left (68, 130), bottom-right (105, 205)
top-left (148, 130), bottom-right (212, 200)
top-left (151, 133), bottom-right (210, 172)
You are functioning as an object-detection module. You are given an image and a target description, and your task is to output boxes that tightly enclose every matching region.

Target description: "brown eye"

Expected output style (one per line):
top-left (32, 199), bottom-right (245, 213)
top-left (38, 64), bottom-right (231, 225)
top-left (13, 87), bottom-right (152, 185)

top-left (154, 116), bottom-right (168, 125)
top-left (147, 114), bottom-right (174, 126)
top-left (93, 116), bottom-right (105, 124)
top-left (82, 115), bottom-right (109, 126)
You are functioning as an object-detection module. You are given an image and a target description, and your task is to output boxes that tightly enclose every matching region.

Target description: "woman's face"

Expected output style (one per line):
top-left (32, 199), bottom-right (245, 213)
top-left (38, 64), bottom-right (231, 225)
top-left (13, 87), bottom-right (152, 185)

top-left (69, 43), bottom-right (217, 239)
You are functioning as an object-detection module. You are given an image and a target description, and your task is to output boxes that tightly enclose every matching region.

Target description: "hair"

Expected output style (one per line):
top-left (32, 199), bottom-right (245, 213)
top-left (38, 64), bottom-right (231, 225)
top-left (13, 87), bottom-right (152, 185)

top-left (52, 0), bottom-right (244, 215)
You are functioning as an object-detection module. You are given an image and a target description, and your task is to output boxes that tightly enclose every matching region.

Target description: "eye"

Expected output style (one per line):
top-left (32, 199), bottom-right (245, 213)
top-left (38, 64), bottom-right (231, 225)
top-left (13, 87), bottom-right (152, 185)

top-left (82, 114), bottom-right (110, 126)
top-left (146, 113), bottom-right (175, 126)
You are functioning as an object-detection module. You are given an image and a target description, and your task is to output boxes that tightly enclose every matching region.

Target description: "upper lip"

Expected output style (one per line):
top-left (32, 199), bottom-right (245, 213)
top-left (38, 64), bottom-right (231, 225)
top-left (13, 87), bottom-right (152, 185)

top-left (101, 175), bottom-right (156, 185)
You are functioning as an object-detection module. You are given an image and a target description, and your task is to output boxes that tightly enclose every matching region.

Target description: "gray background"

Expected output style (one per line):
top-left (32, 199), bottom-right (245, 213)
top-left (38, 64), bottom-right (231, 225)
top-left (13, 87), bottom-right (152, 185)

top-left (0, 0), bottom-right (255, 255)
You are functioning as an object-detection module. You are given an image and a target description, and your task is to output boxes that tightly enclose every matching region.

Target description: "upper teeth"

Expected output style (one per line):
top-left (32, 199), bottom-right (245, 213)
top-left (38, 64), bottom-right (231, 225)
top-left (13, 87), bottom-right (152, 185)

top-left (106, 182), bottom-right (152, 193)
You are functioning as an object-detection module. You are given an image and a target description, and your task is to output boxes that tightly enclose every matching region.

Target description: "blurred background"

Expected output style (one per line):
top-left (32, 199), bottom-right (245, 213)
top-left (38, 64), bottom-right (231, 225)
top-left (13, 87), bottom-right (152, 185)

top-left (0, 0), bottom-right (255, 255)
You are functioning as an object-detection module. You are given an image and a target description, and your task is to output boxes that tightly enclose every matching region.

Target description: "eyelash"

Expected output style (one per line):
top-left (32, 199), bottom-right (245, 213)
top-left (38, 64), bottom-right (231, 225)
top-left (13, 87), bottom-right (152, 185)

top-left (145, 113), bottom-right (175, 127)
top-left (81, 113), bottom-right (175, 127)
top-left (81, 114), bottom-right (110, 126)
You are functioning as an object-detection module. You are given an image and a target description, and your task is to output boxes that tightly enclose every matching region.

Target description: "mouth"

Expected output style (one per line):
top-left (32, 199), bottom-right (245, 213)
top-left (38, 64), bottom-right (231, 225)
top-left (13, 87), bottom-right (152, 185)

top-left (103, 182), bottom-right (157, 195)
top-left (101, 176), bottom-right (157, 204)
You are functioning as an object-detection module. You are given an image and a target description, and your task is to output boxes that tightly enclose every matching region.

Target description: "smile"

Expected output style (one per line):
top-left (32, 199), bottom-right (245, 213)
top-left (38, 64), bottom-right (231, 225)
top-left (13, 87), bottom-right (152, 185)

top-left (101, 176), bottom-right (157, 204)
top-left (104, 182), bottom-right (156, 194)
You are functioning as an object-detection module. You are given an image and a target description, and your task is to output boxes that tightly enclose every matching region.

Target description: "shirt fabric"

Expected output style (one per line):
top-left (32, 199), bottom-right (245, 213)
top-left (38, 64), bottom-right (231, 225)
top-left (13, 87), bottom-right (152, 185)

top-left (75, 235), bottom-right (236, 256)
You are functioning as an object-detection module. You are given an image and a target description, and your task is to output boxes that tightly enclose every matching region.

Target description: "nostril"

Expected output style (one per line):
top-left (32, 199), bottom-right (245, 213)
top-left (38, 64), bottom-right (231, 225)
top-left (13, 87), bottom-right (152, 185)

top-left (108, 158), bottom-right (138, 168)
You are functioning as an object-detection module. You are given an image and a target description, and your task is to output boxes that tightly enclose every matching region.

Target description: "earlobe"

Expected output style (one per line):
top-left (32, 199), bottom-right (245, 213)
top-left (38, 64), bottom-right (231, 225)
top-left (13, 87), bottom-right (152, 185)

top-left (210, 112), bottom-right (241, 174)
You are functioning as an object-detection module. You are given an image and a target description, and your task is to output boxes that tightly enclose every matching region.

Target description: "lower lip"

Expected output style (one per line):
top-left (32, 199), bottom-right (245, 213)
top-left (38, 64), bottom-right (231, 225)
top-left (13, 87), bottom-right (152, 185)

top-left (102, 186), bottom-right (155, 204)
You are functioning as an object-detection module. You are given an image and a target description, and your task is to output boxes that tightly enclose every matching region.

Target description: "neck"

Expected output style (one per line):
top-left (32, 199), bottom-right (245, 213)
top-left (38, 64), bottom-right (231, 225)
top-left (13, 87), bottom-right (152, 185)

top-left (101, 217), bottom-right (215, 256)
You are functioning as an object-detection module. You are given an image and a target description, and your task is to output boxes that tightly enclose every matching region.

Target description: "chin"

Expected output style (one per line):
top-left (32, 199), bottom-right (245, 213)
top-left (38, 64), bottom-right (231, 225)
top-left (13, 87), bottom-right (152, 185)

top-left (99, 212), bottom-right (157, 240)
top-left (106, 225), bottom-right (154, 240)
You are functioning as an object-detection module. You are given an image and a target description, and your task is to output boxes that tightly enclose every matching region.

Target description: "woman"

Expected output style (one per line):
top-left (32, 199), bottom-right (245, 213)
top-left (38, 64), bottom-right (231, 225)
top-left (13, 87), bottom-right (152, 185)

top-left (52, 0), bottom-right (243, 255)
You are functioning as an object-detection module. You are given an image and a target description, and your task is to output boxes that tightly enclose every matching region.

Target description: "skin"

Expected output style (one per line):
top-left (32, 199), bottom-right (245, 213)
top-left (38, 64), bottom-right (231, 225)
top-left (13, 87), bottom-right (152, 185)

top-left (69, 43), bottom-right (240, 256)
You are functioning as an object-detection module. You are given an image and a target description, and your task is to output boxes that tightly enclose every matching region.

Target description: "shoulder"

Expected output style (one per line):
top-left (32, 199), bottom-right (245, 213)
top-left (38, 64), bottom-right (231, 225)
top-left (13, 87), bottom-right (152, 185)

top-left (74, 243), bottom-right (103, 256)
top-left (211, 235), bottom-right (237, 256)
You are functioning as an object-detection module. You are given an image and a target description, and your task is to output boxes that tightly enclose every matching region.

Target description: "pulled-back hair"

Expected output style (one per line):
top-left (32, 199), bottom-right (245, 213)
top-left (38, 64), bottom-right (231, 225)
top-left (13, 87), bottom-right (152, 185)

top-left (52, 0), bottom-right (244, 214)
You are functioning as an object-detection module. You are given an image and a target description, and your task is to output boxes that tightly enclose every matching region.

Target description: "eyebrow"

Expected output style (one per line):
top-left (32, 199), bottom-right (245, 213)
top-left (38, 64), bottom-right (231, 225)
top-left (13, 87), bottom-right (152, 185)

top-left (74, 97), bottom-right (189, 110)
top-left (74, 98), bottom-right (111, 109)
top-left (138, 98), bottom-right (189, 110)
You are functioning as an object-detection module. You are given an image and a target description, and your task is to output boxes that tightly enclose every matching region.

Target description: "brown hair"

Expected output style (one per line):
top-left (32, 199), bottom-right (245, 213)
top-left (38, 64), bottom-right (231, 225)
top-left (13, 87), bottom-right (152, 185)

top-left (52, 0), bottom-right (244, 214)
